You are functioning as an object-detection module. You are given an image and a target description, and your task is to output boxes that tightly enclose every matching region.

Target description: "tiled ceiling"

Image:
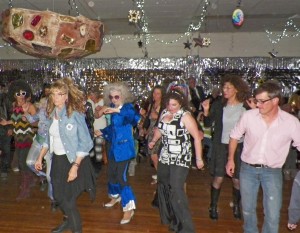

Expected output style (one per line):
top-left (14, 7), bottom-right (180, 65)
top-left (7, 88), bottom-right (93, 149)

top-left (0, 0), bottom-right (299, 35)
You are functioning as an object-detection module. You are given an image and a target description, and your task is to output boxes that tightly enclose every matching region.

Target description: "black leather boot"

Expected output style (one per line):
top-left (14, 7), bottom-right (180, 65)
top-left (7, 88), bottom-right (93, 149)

top-left (232, 187), bottom-right (242, 219)
top-left (51, 216), bottom-right (70, 233)
top-left (209, 186), bottom-right (220, 220)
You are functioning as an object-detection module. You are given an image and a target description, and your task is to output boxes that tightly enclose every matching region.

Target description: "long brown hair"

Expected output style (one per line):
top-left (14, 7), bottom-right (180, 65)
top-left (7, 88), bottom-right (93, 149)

top-left (47, 77), bottom-right (85, 117)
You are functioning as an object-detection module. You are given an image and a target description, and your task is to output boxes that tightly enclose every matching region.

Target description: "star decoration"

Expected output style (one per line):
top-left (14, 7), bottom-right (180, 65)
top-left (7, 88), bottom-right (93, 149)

top-left (183, 40), bottom-right (192, 49)
top-left (202, 37), bottom-right (211, 47)
top-left (138, 40), bottom-right (143, 48)
top-left (128, 10), bottom-right (141, 23)
top-left (268, 49), bottom-right (278, 58)
top-left (193, 37), bottom-right (203, 47)
top-left (193, 36), bottom-right (211, 48)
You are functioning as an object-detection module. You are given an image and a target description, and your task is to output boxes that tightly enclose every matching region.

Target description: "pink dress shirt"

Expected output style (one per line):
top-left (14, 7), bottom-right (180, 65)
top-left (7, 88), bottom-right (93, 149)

top-left (230, 108), bottom-right (300, 168)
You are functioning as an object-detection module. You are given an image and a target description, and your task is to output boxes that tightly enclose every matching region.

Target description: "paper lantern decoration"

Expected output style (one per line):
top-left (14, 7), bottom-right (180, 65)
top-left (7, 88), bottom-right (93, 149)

top-left (1, 8), bottom-right (104, 59)
top-left (232, 8), bottom-right (244, 27)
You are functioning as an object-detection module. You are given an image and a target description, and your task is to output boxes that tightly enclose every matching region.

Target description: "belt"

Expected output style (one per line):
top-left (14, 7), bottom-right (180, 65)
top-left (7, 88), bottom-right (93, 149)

top-left (245, 163), bottom-right (269, 168)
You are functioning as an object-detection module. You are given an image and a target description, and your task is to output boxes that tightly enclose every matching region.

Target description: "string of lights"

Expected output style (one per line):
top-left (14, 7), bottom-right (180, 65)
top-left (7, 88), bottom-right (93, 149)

top-left (8, 0), bottom-right (13, 8)
top-left (128, 0), bottom-right (209, 45)
top-left (104, 0), bottom-right (209, 46)
top-left (68, 0), bottom-right (80, 16)
top-left (266, 19), bottom-right (300, 44)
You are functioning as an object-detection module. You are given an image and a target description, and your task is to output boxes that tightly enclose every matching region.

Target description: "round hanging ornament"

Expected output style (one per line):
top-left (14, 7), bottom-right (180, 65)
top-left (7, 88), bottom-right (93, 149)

top-left (232, 8), bottom-right (244, 27)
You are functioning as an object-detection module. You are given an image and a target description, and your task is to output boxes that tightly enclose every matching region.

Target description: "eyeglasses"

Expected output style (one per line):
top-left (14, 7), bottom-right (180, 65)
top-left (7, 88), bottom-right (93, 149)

top-left (51, 93), bottom-right (66, 97)
top-left (253, 97), bottom-right (275, 105)
top-left (109, 95), bottom-right (120, 100)
top-left (15, 91), bottom-right (26, 97)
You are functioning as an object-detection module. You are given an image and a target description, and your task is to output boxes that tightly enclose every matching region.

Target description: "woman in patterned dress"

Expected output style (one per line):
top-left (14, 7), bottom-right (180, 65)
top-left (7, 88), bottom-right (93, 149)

top-left (148, 89), bottom-right (204, 233)
top-left (0, 80), bottom-right (37, 200)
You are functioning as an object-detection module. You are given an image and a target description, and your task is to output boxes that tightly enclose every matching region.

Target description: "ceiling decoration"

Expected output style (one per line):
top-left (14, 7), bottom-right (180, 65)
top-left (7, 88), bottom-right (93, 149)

top-left (193, 35), bottom-right (211, 48)
top-left (1, 0), bottom-right (104, 59)
top-left (0, 0), bottom-right (299, 56)
top-left (183, 40), bottom-right (192, 50)
top-left (266, 19), bottom-right (300, 44)
top-left (232, 0), bottom-right (244, 28)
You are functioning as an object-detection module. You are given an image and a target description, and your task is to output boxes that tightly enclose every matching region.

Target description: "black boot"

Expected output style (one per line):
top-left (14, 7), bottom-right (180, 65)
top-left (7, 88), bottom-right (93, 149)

top-left (51, 216), bottom-right (70, 233)
top-left (151, 190), bottom-right (159, 209)
top-left (232, 187), bottom-right (242, 219)
top-left (209, 186), bottom-right (220, 220)
top-left (51, 200), bottom-right (58, 212)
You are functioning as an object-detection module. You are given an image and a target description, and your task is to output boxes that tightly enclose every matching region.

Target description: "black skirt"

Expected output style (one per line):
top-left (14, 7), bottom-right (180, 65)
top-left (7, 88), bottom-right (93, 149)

top-left (50, 154), bottom-right (96, 202)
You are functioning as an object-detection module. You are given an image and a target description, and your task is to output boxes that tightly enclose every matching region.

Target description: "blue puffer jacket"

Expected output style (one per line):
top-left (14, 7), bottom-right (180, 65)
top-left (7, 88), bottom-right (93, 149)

top-left (43, 106), bottom-right (93, 163)
top-left (101, 103), bottom-right (141, 162)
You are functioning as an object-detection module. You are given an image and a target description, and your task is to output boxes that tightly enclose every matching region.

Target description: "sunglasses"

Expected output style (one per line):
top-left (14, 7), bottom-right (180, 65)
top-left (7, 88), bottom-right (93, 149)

top-left (109, 95), bottom-right (120, 100)
top-left (15, 91), bottom-right (26, 97)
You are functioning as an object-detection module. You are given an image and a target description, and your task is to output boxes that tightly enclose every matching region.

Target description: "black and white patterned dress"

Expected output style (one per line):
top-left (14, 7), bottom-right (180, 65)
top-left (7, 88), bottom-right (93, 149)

top-left (157, 109), bottom-right (192, 168)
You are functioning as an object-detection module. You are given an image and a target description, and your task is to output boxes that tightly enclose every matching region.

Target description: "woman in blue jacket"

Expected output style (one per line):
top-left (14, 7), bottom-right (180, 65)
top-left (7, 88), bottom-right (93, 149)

top-left (35, 78), bottom-right (95, 233)
top-left (95, 82), bottom-right (140, 225)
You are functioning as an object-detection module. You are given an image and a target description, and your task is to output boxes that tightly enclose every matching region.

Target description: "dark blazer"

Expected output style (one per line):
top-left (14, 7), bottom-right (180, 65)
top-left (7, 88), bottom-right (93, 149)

top-left (189, 86), bottom-right (205, 111)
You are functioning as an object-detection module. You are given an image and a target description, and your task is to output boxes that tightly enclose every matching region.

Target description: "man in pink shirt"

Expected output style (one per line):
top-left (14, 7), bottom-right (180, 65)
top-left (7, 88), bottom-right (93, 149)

top-left (226, 81), bottom-right (300, 233)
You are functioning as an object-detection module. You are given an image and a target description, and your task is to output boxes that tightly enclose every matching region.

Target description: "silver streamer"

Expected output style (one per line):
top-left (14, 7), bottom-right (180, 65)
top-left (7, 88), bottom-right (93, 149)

top-left (0, 57), bottom-right (299, 103)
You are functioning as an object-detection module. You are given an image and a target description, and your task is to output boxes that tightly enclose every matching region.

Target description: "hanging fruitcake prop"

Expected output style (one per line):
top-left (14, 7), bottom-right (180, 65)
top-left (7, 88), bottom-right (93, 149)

top-left (1, 8), bottom-right (104, 59)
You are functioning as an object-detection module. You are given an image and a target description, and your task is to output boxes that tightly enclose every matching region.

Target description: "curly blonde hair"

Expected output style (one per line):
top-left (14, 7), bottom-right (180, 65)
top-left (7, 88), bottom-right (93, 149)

top-left (47, 77), bottom-right (85, 117)
top-left (103, 82), bottom-right (134, 105)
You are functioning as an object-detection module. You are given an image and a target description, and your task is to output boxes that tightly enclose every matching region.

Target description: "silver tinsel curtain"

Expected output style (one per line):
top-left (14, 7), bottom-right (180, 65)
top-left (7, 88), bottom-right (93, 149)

top-left (0, 57), bottom-right (299, 101)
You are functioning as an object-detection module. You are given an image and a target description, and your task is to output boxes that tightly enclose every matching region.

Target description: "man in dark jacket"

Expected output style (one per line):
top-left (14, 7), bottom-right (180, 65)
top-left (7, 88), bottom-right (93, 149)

top-left (188, 76), bottom-right (206, 117)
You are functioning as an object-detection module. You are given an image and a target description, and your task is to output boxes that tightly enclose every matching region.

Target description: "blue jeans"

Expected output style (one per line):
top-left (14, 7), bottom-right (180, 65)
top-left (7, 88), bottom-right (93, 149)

top-left (203, 137), bottom-right (212, 159)
top-left (240, 162), bottom-right (282, 233)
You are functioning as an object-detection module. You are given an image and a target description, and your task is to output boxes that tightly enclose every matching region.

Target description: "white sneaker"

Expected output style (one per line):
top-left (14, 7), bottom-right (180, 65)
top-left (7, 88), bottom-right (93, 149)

top-left (152, 174), bottom-right (157, 180)
top-left (12, 167), bottom-right (20, 172)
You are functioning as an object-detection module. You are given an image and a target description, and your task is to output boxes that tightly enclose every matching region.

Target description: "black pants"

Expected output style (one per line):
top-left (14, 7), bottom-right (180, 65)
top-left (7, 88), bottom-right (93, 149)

top-left (51, 154), bottom-right (96, 232)
top-left (157, 162), bottom-right (195, 233)
top-left (107, 158), bottom-right (129, 187)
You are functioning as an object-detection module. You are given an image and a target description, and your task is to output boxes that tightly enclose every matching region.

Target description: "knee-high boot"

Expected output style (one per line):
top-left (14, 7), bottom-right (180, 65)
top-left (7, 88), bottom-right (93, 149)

top-left (232, 187), bottom-right (242, 219)
top-left (209, 186), bottom-right (220, 220)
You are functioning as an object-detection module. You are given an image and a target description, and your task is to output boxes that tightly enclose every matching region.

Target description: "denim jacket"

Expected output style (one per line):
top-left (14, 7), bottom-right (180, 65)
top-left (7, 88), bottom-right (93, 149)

top-left (25, 105), bottom-right (49, 143)
top-left (43, 106), bottom-right (93, 163)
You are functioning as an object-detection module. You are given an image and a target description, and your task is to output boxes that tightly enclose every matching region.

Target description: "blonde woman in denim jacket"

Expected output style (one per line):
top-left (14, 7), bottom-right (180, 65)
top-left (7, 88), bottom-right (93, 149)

top-left (35, 78), bottom-right (95, 233)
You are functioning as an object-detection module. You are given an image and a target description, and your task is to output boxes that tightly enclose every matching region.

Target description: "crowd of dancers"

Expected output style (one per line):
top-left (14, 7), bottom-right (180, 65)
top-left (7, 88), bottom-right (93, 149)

top-left (0, 75), bottom-right (299, 233)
